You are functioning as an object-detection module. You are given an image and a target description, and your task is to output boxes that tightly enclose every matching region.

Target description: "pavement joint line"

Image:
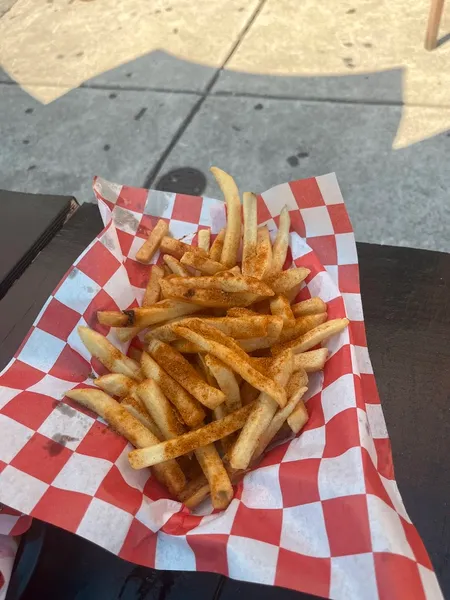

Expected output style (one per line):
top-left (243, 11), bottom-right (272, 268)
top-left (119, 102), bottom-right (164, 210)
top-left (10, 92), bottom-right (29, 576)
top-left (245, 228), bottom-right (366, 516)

top-left (142, 0), bottom-right (268, 188)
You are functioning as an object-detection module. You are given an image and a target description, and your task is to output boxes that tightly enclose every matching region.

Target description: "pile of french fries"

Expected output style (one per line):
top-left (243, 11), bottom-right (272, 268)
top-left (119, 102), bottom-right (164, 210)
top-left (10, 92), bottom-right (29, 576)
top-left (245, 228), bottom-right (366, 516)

top-left (66, 167), bottom-right (349, 511)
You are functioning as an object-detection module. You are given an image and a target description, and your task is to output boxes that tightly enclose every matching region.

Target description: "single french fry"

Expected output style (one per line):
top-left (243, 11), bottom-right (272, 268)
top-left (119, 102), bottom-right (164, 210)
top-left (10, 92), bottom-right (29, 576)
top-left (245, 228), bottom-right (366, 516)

top-left (204, 354), bottom-right (241, 412)
top-left (210, 167), bottom-right (241, 268)
top-left (141, 352), bottom-right (205, 427)
top-left (286, 368), bottom-right (308, 398)
top-left (238, 337), bottom-right (279, 353)
top-left (163, 254), bottom-right (190, 277)
top-left (94, 373), bottom-right (137, 398)
top-left (180, 252), bottom-right (224, 275)
top-left (97, 311), bottom-right (129, 327)
top-left (160, 236), bottom-right (207, 260)
top-left (160, 283), bottom-right (261, 308)
top-left (209, 228), bottom-right (225, 262)
top-left (143, 264), bottom-right (164, 307)
top-left (182, 315), bottom-right (270, 339)
top-left (250, 357), bottom-right (273, 373)
top-left (136, 219), bottom-right (169, 264)
top-left (123, 300), bottom-right (203, 328)
top-left (128, 403), bottom-right (253, 469)
top-left (287, 400), bottom-right (309, 434)
top-left (242, 192), bottom-right (258, 277)
top-left (179, 479), bottom-right (211, 509)
top-left (148, 339), bottom-right (226, 409)
top-left (272, 318), bottom-right (349, 355)
top-left (252, 226), bottom-right (273, 280)
top-left (227, 307), bottom-right (259, 317)
top-left (137, 379), bottom-right (185, 440)
top-left (197, 229), bottom-right (211, 253)
top-left (121, 396), bottom-right (163, 439)
top-left (212, 403), bottom-right (236, 455)
top-left (293, 348), bottom-right (328, 373)
top-left (229, 349), bottom-right (294, 470)
top-left (78, 326), bottom-right (143, 381)
top-left (291, 297), bottom-right (327, 317)
top-left (172, 340), bottom-right (204, 354)
top-left (270, 295), bottom-right (295, 328)
top-left (65, 389), bottom-right (185, 496)
top-left (252, 386), bottom-right (308, 461)
top-left (165, 273), bottom-right (274, 296)
top-left (173, 326), bottom-right (287, 407)
top-left (194, 443), bottom-right (233, 510)
top-left (278, 313), bottom-right (328, 343)
top-left (265, 267), bottom-right (310, 295)
top-left (196, 353), bottom-right (218, 387)
top-left (270, 206), bottom-right (291, 275)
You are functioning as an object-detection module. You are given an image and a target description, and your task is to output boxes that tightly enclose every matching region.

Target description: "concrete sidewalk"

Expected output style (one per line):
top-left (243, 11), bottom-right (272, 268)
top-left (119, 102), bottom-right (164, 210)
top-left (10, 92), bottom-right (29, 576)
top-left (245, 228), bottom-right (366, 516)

top-left (0, 0), bottom-right (449, 251)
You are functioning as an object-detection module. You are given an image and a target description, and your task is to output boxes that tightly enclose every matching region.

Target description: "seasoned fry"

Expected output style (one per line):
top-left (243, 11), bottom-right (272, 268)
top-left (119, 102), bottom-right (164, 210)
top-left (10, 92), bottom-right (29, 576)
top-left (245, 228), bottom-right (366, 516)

top-left (250, 357), bottom-right (273, 374)
top-left (212, 403), bottom-right (235, 454)
top-left (252, 226), bottom-right (273, 280)
top-left (194, 443), bottom-right (233, 509)
top-left (227, 307), bottom-right (258, 317)
top-left (128, 403), bottom-right (253, 469)
top-left (182, 318), bottom-right (251, 362)
top-left (163, 254), bottom-right (190, 277)
top-left (148, 339), bottom-right (226, 409)
top-left (136, 219), bottom-right (169, 264)
top-left (278, 313), bottom-right (328, 343)
top-left (160, 282), bottom-right (261, 308)
top-left (172, 340), bottom-right (203, 354)
top-left (197, 229), bottom-right (211, 253)
top-left (242, 192), bottom-right (258, 277)
top-left (123, 300), bottom-right (203, 328)
top-left (164, 273), bottom-right (274, 296)
top-left (291, 297), bottom-right (327, 317)
top-left (252, 386), bottom-right (308, 461)
top-left (94, 373), bottom-right (137, 398)
top-left (78, 326), bottom-right (143, 381)
top-left (270, 295), bottom-right (295, 328)
top-left (160, 236), bottom-right (207, 260)
top-left (265, 267), bottom-right (310, 295)
top-left (286, 368), bottom-right (308, 398)
top-left (270, 205), bottom-right (291, 275)
top-left (229, 349), bottom-right (293, 470)
top-left (180, 252), bottom-right (224, 275)
top-left (238, 337), bottom-right (279, 353)
top-left (272, 318), bottom-right (349, 355)
top-left (97, 311), bottom-right (129, 327)
top-left (141, 352), bottom-right (205, 427)
top-left (182, 315), bottom-right (270, 340)
top-left (65, 389), bottom-right (185, 495)
top-left (287, 400), bottom-right (309, 434)
top-left (173, 325), bottom-right (287, 407)
top-left (204, 354), bottom-right (241, 412)
top-left (121, 396), bottom-right (163, 439)
top-left (293, 348), bottom-right (328, 373)
top-left (209, 228), bottom-right (225, 262)
top-left (143, 264), bottom-right (164, 307)
top-left (137, 379), bottom-right (185, 440)
top-left (210, 167), bottom-right (241, 268)
top-left (178, 478), bottom-right (210, 509)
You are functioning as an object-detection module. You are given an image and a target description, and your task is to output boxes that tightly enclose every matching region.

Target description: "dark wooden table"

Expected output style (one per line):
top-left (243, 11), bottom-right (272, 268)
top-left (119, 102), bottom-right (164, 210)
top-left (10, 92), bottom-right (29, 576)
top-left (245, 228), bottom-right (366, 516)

top-left (2, 203), bottom-right (449, 599)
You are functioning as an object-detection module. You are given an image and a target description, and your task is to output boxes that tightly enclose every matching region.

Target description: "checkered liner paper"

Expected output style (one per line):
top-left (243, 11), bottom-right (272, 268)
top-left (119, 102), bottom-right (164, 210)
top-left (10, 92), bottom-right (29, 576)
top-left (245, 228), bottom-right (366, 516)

top-left (0, 174), bottom-right (442, 600)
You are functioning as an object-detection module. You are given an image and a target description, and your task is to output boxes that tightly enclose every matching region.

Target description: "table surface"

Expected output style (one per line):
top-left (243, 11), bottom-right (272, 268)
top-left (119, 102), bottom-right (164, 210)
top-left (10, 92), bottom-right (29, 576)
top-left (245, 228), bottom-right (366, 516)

top-left (2, 203), bottom-right (449, 599)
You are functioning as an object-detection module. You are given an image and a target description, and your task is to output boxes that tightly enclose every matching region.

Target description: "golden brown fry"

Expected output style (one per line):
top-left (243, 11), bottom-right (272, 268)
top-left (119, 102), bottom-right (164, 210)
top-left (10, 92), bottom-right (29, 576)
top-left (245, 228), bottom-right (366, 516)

top-left (180, 252), bottom-right (224, 275)
top-left (272, 318), bottom-right (349, 355)
top-left (183, 318), bottom-right (251, 362)
top-left (291, 297), bottom-right (327, 317)
top-left (210, 167), bottom-right (241, 268)
top-left (121, 396), bottom-right (163, 439)
top-left (160, 282), bottom-right (261, 308)
top-left (252, 386), bottom-right (308, 461)
top-left (194, 444), bottom-right (233, 510)
top-left (165, 273), bottom-right (274, 296)
top-left (293, 348), bottom-right (328, 373)
top-left (212, 403), bottom-right (236, 455)
top-left (97, 311), bottom-right (129, 327)
top-left (278, 313), bottom-right (328, 343)
top-left (163, 254), bottom-right (190, 277)
top-left (209, 228), bottom-right (225, 262)
top-left (172, 340), bottom-right (203, 354)
top-left (265, 267), bottom-right (310, 295)
top-left (242, 192), bottom-right (258, 277)
top-left (148, 339), bottom-right (226, 409)
top-left (250, 357), bottom-right (273, 373)
top-left (183, 315), bottom-right (270, 339)
top-left (173, 325), bottom-right (287, 407)
top-left (270, 206), bottom-right (291, 275)
top-left (229, 349), bottom-right (294, 470)
top-left (94, 373), bottom-right (137, 398)
top-left (270, 295), bottom-right (295, 328)
top-left (227, 307), bottom-right (259, 317)
top-left (65, 388), bottom-right (185, 496)
top-left (286, 368), bottom-right (308, 398)
top-left (238, 337), bottom-right (279, 353)
top-left (197, 229), bottom-right (211, 253)
top-left (252, 226), bottom-right (273, 280)
top-left (204, 354), bottom-right (241, 412)
top-left (128, 403), bottom-right (253, 469)
top-left (135, 219), bottom-right (169, 264)
top-left (143, 264), bottom-right (164, 307)
top-left (160, 236), bottom-right (207, 260)
top-left (124, 300), bottom-right (203, 328)
top-left (141, 352), bottom-right (205, 427)
top-left (78, 326), bottom-right (143, 381)
top-left (287, 400), bottom-right (309, 434)
top-left (137, 379), bottom-right (185, 440)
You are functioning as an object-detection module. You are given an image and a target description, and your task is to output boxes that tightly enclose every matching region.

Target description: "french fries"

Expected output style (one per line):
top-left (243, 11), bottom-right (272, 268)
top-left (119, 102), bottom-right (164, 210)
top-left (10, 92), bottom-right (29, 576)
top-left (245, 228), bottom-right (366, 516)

top-left (210, 167), bottom-right (241, 268)
top-left (70, 165), bottom-right (350, 511)
top-left (136, 219), bottom-right (169, 264)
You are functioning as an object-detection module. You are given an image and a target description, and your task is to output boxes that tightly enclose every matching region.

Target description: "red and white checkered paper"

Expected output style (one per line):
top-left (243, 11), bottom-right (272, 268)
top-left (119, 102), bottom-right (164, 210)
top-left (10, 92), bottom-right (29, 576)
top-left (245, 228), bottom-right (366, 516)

top-left (0, 175), bottom-right (442, 600)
